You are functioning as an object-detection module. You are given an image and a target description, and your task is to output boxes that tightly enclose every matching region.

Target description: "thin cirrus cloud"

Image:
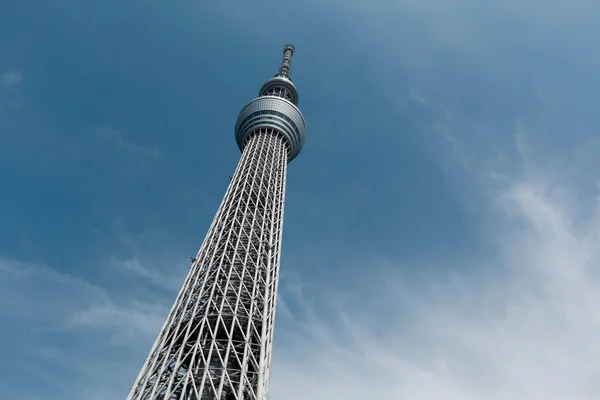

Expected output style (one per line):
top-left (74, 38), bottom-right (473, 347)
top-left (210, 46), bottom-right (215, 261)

top-left (0, 258), bottom-right (166, 343)
top-left (0, 256), bottom-right (170, 398)
top-left (268, 146), bottom-right (600, 400)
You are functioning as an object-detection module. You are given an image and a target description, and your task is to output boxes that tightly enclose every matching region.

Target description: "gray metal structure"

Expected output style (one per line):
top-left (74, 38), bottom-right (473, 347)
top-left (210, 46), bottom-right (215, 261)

top-left (127, 45), bottom-right (305, 400)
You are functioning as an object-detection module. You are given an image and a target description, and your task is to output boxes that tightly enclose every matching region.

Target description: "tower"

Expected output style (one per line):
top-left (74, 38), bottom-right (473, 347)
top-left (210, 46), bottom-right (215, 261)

top-left (127, 45), bottom-right (305, 400)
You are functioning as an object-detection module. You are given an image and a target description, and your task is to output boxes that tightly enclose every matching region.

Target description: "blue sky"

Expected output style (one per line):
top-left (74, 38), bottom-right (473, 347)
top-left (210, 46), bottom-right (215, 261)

top-left (2, 0), bottom-right (600, 399)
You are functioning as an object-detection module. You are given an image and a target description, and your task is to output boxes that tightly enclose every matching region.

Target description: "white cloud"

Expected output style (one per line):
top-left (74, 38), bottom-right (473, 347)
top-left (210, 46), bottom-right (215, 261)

top-left (1, 71), bottom-right (22, 86)
top-left (0, 258), bottom-right (166, 339)
top-left (64, 298), bottom-right (167, 346)
top-left (109, 256), bottom-right (185, 291)
top-left (0, 258), bottom-right (167, 398)
top-left (268, 153), bottom-right (600, 399)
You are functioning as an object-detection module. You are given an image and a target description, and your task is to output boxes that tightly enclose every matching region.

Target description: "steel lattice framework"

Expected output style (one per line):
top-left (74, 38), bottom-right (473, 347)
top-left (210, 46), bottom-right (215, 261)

top-left (127, 45), bottom-right (306, 400)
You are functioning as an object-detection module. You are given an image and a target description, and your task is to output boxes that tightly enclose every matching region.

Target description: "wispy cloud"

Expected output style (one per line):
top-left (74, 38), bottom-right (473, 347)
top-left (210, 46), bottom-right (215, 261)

top-left (64, 299), bottom-right (166, 346)
top-left (269, 142), bottom-right (600, 399)
top-left (109, 256), bottom-right (185, 291)
top-left (95, 126), bottom-right (162, 159)
top-left (0, 257), bottom-right (167, 398)
top-left (1, 71), bottom-right (22, 86)
top-left (0, 257), bottom-right (167, 342)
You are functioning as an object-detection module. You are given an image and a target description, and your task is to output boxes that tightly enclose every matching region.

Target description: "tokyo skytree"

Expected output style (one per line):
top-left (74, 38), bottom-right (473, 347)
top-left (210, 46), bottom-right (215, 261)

top-left (127, 44), bottom-right (306, 400)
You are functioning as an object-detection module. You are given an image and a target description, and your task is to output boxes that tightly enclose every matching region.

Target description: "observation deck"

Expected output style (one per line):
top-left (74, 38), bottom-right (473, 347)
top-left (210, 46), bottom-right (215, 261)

top-left (234, 44), bottom-right (306, 162)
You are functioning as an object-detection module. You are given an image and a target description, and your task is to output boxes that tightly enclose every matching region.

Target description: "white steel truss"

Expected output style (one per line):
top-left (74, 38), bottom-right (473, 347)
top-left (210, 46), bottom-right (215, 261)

top-left (128, 44), bottom-right (305, 400)
top-left (128, 130), bottom-right (289, 400)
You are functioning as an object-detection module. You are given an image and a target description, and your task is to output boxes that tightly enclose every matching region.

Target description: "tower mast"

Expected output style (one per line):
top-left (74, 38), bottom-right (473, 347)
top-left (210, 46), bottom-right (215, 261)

top-left (127, 45), bottom-right (306, 400)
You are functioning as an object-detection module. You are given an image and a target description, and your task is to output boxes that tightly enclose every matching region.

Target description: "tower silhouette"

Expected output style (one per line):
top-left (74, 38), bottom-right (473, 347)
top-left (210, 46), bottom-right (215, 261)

top-left (127, 45), bottom-right (306, 400)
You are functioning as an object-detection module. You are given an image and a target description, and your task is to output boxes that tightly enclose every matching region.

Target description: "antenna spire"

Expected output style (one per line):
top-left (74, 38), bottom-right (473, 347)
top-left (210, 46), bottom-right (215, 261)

top-left (278, 44), bottom-right (295, 78)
